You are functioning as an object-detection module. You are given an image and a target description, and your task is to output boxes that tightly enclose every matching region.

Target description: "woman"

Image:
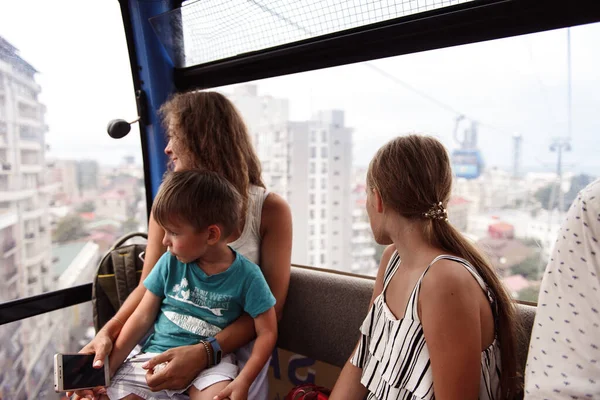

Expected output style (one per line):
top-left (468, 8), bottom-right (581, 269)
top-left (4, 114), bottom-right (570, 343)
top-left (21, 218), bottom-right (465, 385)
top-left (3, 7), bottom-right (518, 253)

top-left (331, 135), bottom-right (518, 400)
top-left (74, 91), bottom-right (292, 399)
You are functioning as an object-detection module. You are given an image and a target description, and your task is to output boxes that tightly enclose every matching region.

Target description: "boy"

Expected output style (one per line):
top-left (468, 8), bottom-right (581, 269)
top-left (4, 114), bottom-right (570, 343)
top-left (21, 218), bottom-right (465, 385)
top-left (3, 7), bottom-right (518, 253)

top-left (105, 170), bottom-right (277, 400)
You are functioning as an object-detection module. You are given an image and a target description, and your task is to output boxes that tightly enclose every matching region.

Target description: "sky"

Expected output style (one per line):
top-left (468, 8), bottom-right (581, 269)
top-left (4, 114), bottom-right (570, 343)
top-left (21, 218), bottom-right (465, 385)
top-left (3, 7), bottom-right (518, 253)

top-left (1, 1), bottom-right (599, 177)
top-left (0, 1), bottom-right (141, 165)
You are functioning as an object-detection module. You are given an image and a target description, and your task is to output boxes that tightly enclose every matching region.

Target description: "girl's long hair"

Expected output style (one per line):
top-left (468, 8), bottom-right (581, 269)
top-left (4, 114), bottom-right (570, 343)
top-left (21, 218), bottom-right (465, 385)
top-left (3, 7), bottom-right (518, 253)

top-left (367, 135), bottom-right (519, 398)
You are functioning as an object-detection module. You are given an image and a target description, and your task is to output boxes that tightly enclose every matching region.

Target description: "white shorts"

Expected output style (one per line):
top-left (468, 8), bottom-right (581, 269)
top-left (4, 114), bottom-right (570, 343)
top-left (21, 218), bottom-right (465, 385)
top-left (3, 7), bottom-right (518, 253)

top-left (106, 352), bottom-right (238, 400)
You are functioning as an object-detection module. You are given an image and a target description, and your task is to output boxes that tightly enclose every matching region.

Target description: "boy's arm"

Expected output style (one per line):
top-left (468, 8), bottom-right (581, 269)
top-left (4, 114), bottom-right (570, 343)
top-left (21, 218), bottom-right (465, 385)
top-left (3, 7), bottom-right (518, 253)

top-left (214, 307), bottom-right (277, 400)
top-left (237, 307), bottom-right (277, 384)
top-left (108, 290), bottom-right (162, 375)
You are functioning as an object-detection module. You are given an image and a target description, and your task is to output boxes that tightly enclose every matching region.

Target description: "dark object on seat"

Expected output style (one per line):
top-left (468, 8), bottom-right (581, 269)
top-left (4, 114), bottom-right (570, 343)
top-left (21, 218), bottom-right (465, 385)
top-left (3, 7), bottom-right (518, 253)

top-left (286, 383), bottom-right (330, 399)
top-left (92, 232), bottom-right (147, 332)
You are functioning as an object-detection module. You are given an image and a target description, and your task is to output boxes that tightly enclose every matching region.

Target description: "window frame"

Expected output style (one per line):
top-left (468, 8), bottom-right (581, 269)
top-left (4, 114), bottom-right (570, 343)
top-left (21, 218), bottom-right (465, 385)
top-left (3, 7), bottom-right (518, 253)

top-left (174, 0), bottom-right (600, 92)
top-left (2, 0), bottom-right (599, 324)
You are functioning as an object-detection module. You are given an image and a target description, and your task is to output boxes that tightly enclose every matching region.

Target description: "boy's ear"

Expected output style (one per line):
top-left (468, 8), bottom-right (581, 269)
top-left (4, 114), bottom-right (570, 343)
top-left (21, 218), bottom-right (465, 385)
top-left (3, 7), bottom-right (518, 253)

top-left (206, 224), bottom-right (222, 244)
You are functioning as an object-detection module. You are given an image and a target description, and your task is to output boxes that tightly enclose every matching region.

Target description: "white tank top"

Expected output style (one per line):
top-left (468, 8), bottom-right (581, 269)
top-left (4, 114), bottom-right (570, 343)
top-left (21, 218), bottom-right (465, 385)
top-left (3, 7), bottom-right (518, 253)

top-left (229, 185), bottom-right (269, 266)
top-left (228, 185), bottom-right (271, 400)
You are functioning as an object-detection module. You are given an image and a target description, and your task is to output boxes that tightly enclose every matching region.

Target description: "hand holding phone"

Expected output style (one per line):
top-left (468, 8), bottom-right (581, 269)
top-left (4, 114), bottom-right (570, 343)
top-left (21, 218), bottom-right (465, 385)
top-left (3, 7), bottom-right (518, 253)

top-left (54, 353), bottom-right (110, 392)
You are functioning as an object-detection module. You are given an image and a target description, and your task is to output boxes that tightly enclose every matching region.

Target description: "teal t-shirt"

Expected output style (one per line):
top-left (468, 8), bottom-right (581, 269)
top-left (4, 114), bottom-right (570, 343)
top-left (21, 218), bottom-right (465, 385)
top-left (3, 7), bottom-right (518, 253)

top-left (142, 248), bottom-right (275, 353)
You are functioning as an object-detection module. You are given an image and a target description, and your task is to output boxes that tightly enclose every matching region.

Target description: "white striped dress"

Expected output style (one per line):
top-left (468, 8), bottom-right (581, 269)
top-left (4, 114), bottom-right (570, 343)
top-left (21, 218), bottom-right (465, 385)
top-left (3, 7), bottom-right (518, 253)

top-left (350, 253), bottom-right (502, 400)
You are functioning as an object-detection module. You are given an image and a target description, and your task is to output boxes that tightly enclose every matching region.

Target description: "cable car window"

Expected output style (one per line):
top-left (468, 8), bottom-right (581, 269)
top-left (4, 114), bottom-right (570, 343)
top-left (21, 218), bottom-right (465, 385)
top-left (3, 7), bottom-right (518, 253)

top-left (0, 304), bottom-right (93, 399)
top-left (1, 1), bottom-right (146, 397)
top-left (221, 22), bottom-right (599, 302)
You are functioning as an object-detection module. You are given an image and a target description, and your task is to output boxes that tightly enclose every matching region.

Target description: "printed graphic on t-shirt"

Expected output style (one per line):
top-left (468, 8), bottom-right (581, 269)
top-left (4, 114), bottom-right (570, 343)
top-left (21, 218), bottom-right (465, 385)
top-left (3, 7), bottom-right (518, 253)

top-left (168, 277), bottom-right (233, 315)
top-left (163, 311), bottom-right (221, 337)
top-left (165, 276), bottom-right (233, 336)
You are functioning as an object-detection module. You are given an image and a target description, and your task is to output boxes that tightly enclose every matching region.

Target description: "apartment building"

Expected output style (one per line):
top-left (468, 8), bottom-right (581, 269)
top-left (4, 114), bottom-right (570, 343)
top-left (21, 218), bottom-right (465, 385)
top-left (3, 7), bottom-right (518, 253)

top-left (0, 35), bottom-right (57, 400)
top-left (230, 86), bottom-right (353, 271)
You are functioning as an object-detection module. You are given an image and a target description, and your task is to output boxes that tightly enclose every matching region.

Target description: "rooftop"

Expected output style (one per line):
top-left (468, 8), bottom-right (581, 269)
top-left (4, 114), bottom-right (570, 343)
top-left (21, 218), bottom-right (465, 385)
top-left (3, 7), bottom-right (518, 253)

top-left (449, 196), bottom-right (471, 206)
top-left (0, 35), bottom-right (37, 76)
top-left (502, 274), bottom-right (531, 293)
top-left (477, 237), bottom-right (533, 269)
top-left (52, 242), bottom-right (88, 277)
top-left (489, 222), bottom-right (514, 232)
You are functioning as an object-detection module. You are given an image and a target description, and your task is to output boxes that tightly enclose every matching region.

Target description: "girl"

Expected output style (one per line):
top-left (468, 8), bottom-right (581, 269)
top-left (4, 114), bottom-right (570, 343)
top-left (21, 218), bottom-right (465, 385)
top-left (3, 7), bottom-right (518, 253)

top-left (331, 135), bottom-right (518, 400)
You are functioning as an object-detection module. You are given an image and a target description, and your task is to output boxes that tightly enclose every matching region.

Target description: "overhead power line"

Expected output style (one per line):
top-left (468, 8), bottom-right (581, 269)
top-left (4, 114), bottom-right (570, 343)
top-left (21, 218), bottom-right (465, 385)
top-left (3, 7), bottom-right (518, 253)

top-left (245, 0), bottom-right (516, 138)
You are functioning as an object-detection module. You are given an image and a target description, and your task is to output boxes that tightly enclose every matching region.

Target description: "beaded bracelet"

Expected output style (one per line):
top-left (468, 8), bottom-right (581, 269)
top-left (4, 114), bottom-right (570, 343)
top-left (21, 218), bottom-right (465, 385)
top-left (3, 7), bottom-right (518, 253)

top-left (200, 340), bottom-right (214, 367)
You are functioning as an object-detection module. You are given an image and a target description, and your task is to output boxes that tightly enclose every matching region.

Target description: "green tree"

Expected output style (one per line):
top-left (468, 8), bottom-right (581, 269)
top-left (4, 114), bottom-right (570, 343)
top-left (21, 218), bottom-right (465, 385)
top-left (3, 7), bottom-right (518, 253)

top-left (76, 201), bottom-right (95, 213)
top-left (121, 217), bottom-right (139, 234)
top-left (535, 174), bottom-right (595, 211)
top-left (517, 286), bottom-right (540, 303)
top-left (511, 254), bottom-right (543, 280)
top-left (513, 198), bottom-right (523, 208)
top-left (53, 214), bottom-right (87, 243)
top-left (564, 174), bottom-right (594, 209)
top-left (534, 184), bottom-right (556, 210)
top-left (520, 238), bottom-right (542, 247)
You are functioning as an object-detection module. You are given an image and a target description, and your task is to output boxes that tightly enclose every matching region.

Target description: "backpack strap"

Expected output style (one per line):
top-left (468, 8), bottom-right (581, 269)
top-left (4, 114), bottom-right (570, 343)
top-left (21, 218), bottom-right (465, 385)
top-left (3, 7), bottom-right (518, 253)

top-left (111, 232), bottom-right (148, 249)
top-left (112, 246), bottom-right (140, 307)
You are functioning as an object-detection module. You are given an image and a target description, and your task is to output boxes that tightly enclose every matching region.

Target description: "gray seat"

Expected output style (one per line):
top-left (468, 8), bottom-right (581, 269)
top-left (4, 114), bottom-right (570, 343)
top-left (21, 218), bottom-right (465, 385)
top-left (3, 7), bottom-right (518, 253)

top-left (278, 266), bottom-right (536, 398)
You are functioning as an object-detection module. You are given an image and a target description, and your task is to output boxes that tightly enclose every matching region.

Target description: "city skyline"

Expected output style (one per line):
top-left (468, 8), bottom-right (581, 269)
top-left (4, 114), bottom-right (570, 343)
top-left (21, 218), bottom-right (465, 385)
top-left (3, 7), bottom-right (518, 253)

top-left (2, 2), bottom-right (598, 399)
top-left (1, 1), bottom-right (599, 172)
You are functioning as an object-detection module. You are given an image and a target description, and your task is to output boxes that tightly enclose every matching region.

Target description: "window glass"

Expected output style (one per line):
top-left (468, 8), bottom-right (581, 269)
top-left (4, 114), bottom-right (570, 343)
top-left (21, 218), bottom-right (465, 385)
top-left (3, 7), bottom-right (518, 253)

top-left (224, 23), bottom-right (600, 304)
top-left (1, 0), bottom-right (147, 395)
top-left (0, 303), bottom-right (93, 399)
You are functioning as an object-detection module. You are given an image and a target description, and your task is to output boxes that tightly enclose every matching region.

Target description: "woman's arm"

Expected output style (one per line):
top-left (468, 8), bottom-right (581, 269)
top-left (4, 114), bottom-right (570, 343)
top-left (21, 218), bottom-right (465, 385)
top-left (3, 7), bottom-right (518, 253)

top-left (83, 213), bottom-right (165, 355)
top-left (419, 260), bottom-right (483, 400)
top-left (330, 244), bottom-right (395, 400)
top-left (258, 193), bottom-right (293, 320)
top-left (143, 193), bottom-right (293, 391)
top-left (109, 290), bottom-right (162, 375)
top-left (70, 213), bottom-right (166, 399)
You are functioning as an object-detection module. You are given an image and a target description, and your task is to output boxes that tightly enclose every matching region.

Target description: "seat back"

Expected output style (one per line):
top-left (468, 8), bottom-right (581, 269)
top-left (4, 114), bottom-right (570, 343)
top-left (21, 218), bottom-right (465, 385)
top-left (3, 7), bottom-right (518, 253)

top-left (275, 266), bottom-right (537, 398)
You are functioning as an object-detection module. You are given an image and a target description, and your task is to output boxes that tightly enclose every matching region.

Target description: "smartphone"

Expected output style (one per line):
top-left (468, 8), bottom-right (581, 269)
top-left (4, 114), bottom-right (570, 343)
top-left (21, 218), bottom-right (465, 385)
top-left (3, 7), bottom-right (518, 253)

top-left (54, 353), bottom-right (110, 392)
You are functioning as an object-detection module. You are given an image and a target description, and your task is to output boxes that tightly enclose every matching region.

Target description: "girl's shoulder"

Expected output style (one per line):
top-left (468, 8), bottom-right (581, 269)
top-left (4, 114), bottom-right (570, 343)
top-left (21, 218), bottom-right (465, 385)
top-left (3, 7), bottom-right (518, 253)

top-left (422, 257), bottom-right (476, 287)
top-left (419, 257), bottom-right (487, 313)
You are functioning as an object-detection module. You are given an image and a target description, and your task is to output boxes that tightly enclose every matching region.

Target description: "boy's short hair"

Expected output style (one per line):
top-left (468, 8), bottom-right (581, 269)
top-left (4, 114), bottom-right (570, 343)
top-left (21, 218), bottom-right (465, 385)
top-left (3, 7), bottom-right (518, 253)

top-left (152, 170), bottom-right (242, 238)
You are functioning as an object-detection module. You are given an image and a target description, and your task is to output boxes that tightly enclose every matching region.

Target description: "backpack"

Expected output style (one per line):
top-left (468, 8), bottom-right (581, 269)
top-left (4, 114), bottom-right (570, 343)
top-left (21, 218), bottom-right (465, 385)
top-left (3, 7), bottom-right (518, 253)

top-left (285, 384), bottom-right (331, 400)
top-left (92, 232), bottom-right (148, 332)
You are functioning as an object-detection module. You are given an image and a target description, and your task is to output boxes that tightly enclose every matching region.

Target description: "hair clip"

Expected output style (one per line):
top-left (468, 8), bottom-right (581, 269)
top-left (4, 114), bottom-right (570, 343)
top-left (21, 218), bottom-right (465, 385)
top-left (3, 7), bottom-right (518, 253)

top-left (423, 202), bottom-right (448, 221)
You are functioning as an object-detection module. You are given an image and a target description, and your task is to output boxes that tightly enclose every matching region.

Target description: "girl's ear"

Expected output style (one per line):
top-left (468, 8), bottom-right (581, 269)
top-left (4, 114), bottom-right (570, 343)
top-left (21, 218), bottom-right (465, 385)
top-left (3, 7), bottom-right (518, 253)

top-left (373, 188), bottom-right (385, 214)
top-left (206, 224), bottom-right (222, 244)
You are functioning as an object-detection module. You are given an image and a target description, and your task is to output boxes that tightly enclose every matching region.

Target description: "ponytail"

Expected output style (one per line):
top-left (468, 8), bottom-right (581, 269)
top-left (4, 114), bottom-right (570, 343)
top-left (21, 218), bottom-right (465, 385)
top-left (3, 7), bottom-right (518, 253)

top-left (429, 220), bottom-right (520, 398)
